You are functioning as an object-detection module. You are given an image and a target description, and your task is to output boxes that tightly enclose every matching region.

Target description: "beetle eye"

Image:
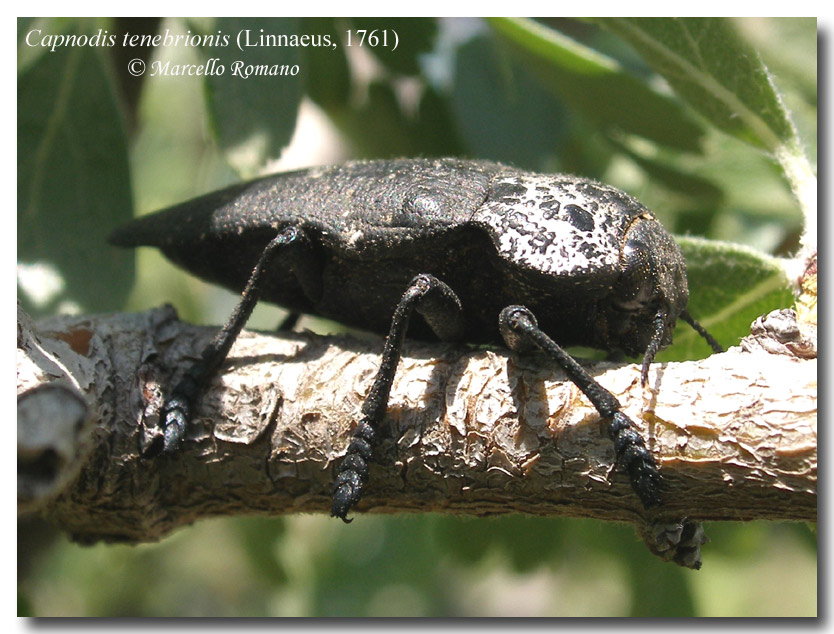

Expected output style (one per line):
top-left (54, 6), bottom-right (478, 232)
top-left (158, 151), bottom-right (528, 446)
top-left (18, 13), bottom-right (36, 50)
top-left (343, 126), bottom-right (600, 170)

top-left (610, 216), bottom-right (689, 357)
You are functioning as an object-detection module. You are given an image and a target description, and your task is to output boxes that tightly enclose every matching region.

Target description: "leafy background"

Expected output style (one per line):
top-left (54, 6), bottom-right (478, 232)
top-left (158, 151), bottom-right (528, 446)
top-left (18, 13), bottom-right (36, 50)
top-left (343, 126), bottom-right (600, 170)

top-left (17, 17), bottom-right (816, 616)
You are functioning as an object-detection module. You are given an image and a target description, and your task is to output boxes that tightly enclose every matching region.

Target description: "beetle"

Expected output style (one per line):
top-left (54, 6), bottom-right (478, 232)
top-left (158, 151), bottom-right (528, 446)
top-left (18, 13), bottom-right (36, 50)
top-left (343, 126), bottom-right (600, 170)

top-left (110, 158), bottom-right (721, 545)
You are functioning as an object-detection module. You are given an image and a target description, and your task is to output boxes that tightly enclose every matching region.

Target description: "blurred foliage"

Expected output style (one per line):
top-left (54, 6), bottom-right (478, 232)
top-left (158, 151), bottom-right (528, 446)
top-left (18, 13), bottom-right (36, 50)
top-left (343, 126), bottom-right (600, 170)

top-left (17, 16), bottom-right (816, 616)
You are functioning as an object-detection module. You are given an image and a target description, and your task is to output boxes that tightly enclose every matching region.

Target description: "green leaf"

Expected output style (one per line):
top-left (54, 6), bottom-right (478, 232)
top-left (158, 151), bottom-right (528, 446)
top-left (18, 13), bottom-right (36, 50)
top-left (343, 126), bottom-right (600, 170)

top-left (488, 17), bottom-right (705, 153)
top-left (735, 18), bottom-right (817, 104)
top-left (301, 17), bottom-right (351, 109)
top-left (18, 43), bottom-right (134, 315)
top-left (206, 17), bottom-right (303, 175)
top-left (660, 237), bottom-right (793, 362)
top-left (327, 81), bottom-right (415, 157)
top-left (593, 18), bottom-right (798, 153)
top-left (451, 35), bottom-right (571, 171)
top-left (410, 84), bottom-right (466, 157)
top-left (607, 137), bottom-right (724, 207)
top-left (18, 17), bottom-right (76, 73)
top-left (595, 18), bottom-right (815, 230)
top-left (327, 80), bottom-right (463, 159)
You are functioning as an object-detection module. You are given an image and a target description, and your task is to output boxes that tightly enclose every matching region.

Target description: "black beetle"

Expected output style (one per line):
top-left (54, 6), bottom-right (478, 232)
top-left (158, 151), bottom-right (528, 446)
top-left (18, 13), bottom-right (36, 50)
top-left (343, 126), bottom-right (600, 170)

top-left (110, 158), bottom-right (721, 538)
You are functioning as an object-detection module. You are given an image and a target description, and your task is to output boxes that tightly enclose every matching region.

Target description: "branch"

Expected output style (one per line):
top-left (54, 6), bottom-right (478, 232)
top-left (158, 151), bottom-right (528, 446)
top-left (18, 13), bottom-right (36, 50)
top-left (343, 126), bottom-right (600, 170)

top-left (18, 304), bottom-right (816, 548)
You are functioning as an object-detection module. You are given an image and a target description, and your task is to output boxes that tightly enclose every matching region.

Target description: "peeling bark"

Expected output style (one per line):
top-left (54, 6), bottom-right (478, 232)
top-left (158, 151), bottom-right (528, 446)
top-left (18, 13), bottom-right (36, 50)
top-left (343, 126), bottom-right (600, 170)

top-left (17, 304), bottom-right (816, 546)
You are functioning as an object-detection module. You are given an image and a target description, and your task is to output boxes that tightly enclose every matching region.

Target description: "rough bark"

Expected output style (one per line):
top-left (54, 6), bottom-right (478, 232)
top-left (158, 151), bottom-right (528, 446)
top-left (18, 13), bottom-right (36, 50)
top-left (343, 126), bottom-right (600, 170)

top-left (17, 304), bottom-right (816, 546)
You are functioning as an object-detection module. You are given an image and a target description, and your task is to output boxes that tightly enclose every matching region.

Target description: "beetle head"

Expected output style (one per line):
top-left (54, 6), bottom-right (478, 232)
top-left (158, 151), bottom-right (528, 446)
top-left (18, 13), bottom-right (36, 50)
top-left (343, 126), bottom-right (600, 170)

top-left (606, 215), bottom-right (689, 363)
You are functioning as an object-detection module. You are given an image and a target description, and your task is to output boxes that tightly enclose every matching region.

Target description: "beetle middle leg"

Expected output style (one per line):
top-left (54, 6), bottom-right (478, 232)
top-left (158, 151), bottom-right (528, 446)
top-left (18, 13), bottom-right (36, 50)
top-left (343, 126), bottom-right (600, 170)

top-left (145, 225), bottom-right (311, 458)
top-left (498, 305), bottom-right (663, 509)
top-left (331, 273), bottom-right (465, 522)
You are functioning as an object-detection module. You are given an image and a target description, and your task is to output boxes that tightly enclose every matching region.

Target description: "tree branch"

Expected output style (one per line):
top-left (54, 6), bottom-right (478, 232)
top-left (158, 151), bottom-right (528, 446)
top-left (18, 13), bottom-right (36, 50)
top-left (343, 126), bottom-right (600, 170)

top-left (18, 304), bottom-right (816, 547)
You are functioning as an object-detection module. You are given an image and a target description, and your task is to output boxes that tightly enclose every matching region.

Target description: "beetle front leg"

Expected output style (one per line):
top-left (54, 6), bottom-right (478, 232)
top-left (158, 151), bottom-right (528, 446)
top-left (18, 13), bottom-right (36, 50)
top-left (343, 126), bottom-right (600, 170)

top-left (499, 305), bottom-right (709, 569)
top-left (145, 226), bottom-right (309, 458)
top-left (331, 273), bottom-right (464, 522)
top-left (498, 305), bottom-right (662, 509)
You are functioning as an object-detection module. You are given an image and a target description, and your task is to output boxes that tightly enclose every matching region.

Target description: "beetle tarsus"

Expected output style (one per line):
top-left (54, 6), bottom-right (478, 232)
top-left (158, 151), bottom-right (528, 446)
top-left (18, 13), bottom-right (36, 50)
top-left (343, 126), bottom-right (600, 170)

top-left (330, 274), bottom-right (465, 520)
top-left (641, 518), bottom-right (708, 570)
top-left (331, 419), bottom-right (375, 522)
top-left (608, 412), bottom-right (663, 508)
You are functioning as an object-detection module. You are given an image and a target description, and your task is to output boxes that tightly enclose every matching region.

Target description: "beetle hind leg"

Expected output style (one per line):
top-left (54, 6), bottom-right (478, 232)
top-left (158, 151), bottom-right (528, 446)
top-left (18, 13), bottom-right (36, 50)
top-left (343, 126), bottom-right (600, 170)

top-left (331, 273), bottom-right (464, 522)
top-left (145, 226), bottom-right (308, 458)
top-left (498, 305), bottom-right (662, 509)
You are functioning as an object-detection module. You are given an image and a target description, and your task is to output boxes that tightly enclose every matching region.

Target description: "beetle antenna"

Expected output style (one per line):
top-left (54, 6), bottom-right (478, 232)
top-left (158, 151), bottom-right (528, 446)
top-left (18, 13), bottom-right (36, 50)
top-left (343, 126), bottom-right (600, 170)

top-left (680, 310), bottom-right (723, 354)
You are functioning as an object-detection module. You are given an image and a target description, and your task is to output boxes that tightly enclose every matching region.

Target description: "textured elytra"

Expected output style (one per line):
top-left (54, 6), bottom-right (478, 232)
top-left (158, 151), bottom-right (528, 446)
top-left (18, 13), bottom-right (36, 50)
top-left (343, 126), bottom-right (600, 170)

top-left (473, 174), bottom-right (648, 277)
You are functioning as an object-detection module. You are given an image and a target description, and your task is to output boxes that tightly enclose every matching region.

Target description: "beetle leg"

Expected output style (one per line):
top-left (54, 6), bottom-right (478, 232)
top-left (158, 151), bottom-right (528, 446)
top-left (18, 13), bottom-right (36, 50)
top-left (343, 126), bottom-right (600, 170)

top-left (498, 305), bottom-right (662, 510)
top-left (145, 226), bottom-right (307, 458)
top-left (331, 273), bottom-right (464, 522)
